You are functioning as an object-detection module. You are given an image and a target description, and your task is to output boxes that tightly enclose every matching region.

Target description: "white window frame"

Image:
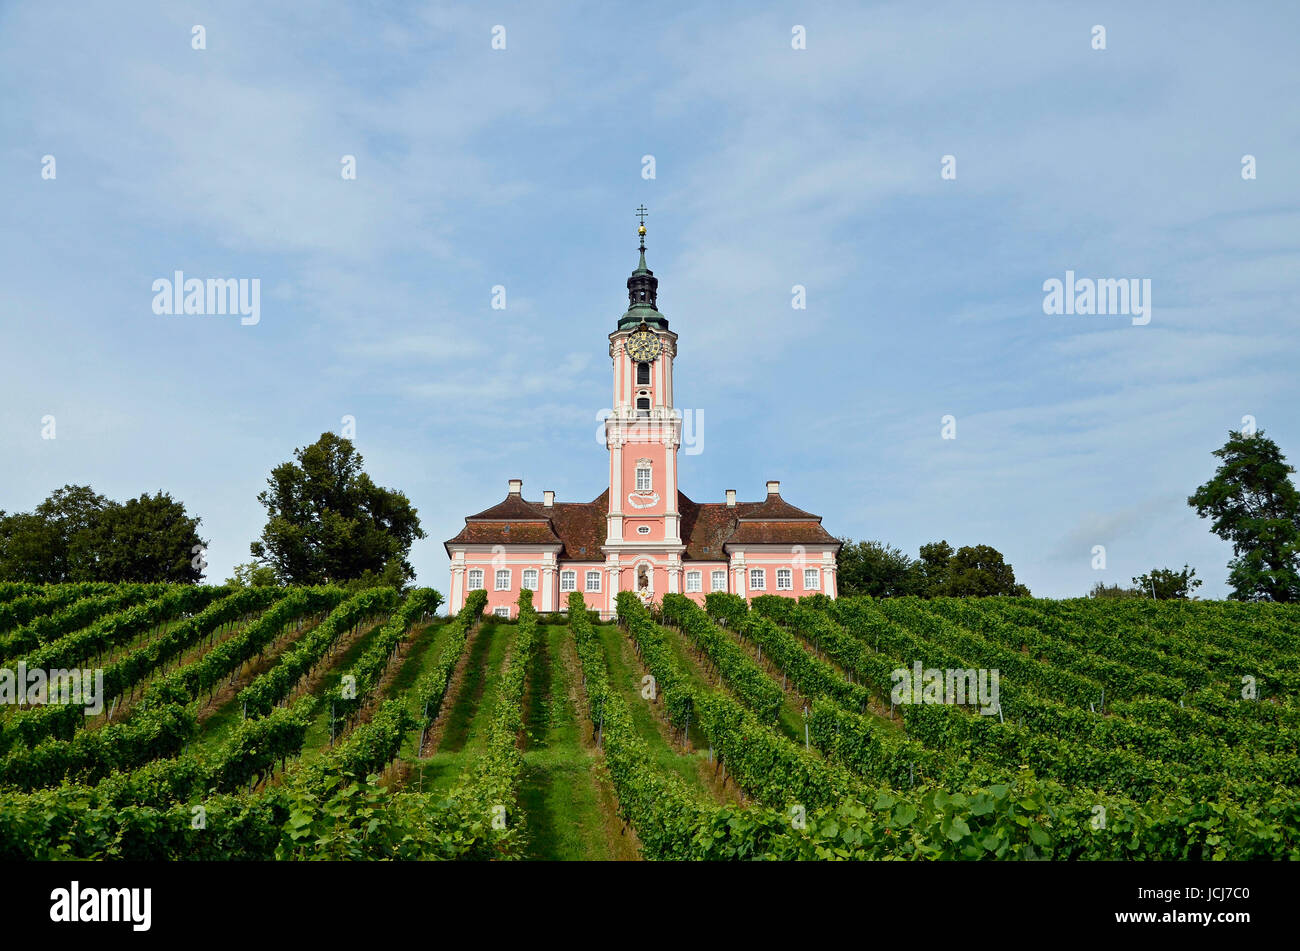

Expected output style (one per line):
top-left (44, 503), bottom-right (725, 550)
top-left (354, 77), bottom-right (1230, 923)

top-left (522, 568), bottom-right (538, 590)
top-left (637, 525), bottom-right (651, 535)
top-left (685, 570), bottom-right (702, 593)
top-left (495, 568), bottom-right (511, 591)
top-left (493, 605), bottom-right (510, 619)
top-left (711, 570), bottom-right (727, 592)
top-left (636, 466), bottom-right (652, 491)
top-left (776, 568), bottom-right (792, 590)
top-left (467, 569), bottom-right (484, 590)
top-left (804, 568), bottom-right (820, 590)
top-left (560, 570), bottom-right (576, 592)
top-left (749, 568), bottom-right (766, 590)
top-left (585, 570), bottom-right (602, 592)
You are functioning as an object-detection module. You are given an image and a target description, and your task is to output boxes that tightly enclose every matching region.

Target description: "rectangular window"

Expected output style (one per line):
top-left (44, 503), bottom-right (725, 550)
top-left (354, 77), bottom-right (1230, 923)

top-left (636, 467), bottom-right (652, 491)
top-left (804, 568), bottom-right (820, 590)
top-left (749, 568), bottom-right (765, 590)
top-left (686, 571), bottom-right (701, 593)
top-left (586, 570), bottom-right (602, 592)
top-left (776, 568), bottom-right (792, 590)
top-left (495, 569), bottom-right (511, 590)
top-left (560, 570), bottom-right (576, 592)
top-left (467, 569), bottom-right (484, 590)
top-left (493, 605), bottom-right (510, 619)
top-left (522, 568), bottom-right (538, 590)
top-left (711, 570), bottom-right (727, 592)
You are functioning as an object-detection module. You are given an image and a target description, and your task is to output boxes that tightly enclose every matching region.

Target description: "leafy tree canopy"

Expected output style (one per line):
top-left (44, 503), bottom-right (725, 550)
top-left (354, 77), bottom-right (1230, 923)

top-left (0, 485), bottom-right (205, 583)
top-left (835, 537), bottom-right (1029, 598)
top-left (836, 539), bottom-right (917, 598)
top-left (1132, 565), bottom-right (1202, 600)
top-left (226, 561), bottom-right (280, 587)
top-left (249, 433), bottom-right (426, 586)
top-left (1088, 581), bottom-right (1146, 600)
top-left (1188, 430), bottom-right (1300, 602)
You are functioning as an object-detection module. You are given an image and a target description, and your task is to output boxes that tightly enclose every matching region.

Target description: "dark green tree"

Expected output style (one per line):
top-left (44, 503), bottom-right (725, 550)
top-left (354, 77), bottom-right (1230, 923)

top-left (250, 433), bottom-right (426, 585)
top-left (835, 539), bottom-right (917, 598)
top-left (914, 540), bottom-right (955, 597)
top-left (1132, 565), bottom-right (1202, 600)
top-left (0, 485), bottom-right (110, 582)
top-left (943, 544), bottom-right (1031, 597)
top-left (71, 492), bottom-right (207, 583)
top-left (1188, 430), bottom-right (1300, 602)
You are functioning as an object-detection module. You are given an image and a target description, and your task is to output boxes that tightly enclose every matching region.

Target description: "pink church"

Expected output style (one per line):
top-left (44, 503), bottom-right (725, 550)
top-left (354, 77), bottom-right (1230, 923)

top-left (445, 219), bottom-right (840, 619)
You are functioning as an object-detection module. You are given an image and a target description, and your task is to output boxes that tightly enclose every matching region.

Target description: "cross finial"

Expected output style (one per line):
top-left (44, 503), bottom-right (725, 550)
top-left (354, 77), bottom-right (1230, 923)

top-left (635, 204), bottom-right (648, 252)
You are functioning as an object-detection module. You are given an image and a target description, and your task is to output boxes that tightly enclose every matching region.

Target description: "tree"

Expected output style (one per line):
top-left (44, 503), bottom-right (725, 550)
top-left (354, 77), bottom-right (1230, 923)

top-left (250, 433), bottom-right (426, 585)
top-left (1188, 430), bottom-right (1300, 602)
top-left (341, 557), bottom-right (421, 595)
top-left (1132, 565), bottom-right (1202, 600)
top-left (914, 540), bottom-right (955, 597)
top-left (0, 485), bottom-right (110, 583)
top-left (943, 544), bottom-right (1031, 597)
top-left (70, 492), bottom-right (208, 583)
top-left (836, 539), bottom-right (917, 598)
top-left (226, 561), bottom-right (280, 587)
top-left (1088, 581), bottom-right (1145, 600)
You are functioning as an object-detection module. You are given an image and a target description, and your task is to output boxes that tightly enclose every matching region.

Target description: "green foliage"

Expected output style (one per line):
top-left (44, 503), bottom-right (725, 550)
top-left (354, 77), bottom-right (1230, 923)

top-left (226, 562), bottom-right (279, 587)
top-left (0, 485), bottom-right (206, 584)
top-left (836, 539), bottom-right (918, 598)
top-left (661, 593), bottom-right (784, 724)
top-left (1132, 565), bottom-right (1202, 600)
top-left (941, 544), bottom-right (1031, 597)
top-left (237, 588), bottom-right (399, 718)
top-left (1, 582), bottom-right (1298, 860)
top-left (324, 587), bottom-right (443, 734)
top-left (1189, 429), bottom-right (1300, 602)
top-left (70, 492), bottom-right (208, 583)
top-left (834, 537), bottom-right (1029, 598)
top-left (249, 433), bottom-right (426, 586)
top-left (1088, 581), bottom-right (1145, 599)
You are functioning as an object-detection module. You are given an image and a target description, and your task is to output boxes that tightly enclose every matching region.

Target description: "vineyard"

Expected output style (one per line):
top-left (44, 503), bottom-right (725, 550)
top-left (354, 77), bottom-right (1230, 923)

top-left (0, 580), bottom-right (1296, 860)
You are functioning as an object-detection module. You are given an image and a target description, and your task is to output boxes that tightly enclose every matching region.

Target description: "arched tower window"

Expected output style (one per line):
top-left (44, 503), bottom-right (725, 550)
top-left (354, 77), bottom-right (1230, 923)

top-left (636, 396), bottom-right (650, 417)
top-left (636, 362), bottom-right (650, 385)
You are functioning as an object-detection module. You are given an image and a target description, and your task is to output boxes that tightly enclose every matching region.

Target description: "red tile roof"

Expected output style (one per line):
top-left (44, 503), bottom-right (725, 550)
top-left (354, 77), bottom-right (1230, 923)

top-left (446, 488), bottom-right (837, 558)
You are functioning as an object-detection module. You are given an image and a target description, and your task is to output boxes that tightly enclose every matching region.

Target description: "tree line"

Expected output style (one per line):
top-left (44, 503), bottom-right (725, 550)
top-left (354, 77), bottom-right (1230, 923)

top-left (1, 429), bottom-right (1297, 601)
top-left (0, 433), bottom-right (424, 591)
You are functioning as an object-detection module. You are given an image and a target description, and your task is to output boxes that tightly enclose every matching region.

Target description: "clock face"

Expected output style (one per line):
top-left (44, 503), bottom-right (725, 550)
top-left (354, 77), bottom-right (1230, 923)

top-left (627, 330), bottom-right (660, 362)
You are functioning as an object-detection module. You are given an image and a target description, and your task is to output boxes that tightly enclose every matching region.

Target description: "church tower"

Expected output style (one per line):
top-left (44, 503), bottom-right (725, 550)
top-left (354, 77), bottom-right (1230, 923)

top-left (602, 210), bottom-right (684, 598)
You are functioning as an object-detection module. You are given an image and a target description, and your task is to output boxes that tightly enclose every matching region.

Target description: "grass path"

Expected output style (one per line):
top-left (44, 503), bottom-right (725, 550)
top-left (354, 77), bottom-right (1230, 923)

top-left (411, 620), bottom-right (516, 796)
top-left (596, 623), bottom-right (740, 804)
top-left (517, 621), bottom-right (637, 861)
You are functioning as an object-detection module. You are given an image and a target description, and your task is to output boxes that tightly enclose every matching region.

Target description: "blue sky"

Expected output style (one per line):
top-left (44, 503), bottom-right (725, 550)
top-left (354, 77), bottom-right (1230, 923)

top-left (2, 1), bottom-right (1297, 598)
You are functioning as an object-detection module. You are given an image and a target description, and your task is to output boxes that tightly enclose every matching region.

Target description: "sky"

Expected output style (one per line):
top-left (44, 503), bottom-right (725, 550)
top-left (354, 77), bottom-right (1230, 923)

top-left (1, 1), bottom-right (1297, 599)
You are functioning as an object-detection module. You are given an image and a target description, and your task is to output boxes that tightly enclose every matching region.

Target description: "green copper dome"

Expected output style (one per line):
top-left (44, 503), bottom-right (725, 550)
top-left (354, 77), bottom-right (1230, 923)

top-left (618, 221), bottom-right (669, 330)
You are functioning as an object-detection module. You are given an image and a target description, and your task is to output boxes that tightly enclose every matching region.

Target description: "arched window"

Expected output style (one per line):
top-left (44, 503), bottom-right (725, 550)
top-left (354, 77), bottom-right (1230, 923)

top-left (636, 396), bottom-right (650, 417)
top-left (636, 362), bottom-right (650, 385)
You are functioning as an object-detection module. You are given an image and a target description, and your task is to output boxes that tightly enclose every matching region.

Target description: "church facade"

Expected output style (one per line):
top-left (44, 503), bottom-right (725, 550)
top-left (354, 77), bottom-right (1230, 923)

top-left (445, 219), bottom-right (840, 618)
